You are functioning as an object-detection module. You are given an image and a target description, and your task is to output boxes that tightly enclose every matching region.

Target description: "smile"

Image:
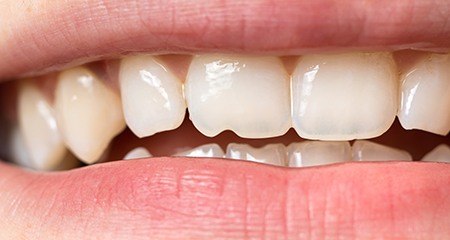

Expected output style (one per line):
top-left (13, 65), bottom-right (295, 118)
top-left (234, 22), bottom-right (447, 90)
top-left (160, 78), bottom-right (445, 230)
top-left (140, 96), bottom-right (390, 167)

top-left (0, 0), bottom-right (449, 239)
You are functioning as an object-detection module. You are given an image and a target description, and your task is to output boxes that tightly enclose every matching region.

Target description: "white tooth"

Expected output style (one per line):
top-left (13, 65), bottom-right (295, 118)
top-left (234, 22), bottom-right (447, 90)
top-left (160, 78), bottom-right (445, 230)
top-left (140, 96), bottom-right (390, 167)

top-left (55, 67), bottom-right (126, 164)
top-left (287, 141), bottom-right (352, 167)
top-left (9, 127), bottom-right (34, 169)
top-left (123, 147), bottom-right (152, 160)
top-left (398, 53), bottom-right (450, 135)
top-left (291, 52), bottom-right (398, 140)
top-left (225, 143), bottom-right (286, 166)
top-left (352, 140), bottom-right (412, 161)
top-left (119, 55), bottom-right (186, 138)
top-left (421, 144), bottom-right (450, 163)
top-left (174, 143), bottom-right (224, 158)
top-left (18, 81), bottom-right (69, 171)
top-left (185, 54), bottom-right (291, 138)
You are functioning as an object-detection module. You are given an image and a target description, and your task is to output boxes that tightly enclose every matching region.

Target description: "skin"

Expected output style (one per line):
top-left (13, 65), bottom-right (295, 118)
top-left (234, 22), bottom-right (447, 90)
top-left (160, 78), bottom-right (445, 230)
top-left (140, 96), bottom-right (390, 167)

top-left (0, 0), bottom-right (450, 239)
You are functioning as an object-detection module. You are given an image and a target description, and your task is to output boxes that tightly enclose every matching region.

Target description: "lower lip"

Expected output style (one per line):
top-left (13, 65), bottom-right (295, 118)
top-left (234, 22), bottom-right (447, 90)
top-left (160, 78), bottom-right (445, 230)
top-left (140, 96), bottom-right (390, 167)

top-left (1, 158), bottom-right (449, 238)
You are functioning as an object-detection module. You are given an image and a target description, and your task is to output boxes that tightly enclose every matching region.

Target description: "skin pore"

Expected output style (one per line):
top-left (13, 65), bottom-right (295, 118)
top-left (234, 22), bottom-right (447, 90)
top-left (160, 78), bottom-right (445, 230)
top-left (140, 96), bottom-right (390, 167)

top-left (0, 0), bottom-right (450, 239)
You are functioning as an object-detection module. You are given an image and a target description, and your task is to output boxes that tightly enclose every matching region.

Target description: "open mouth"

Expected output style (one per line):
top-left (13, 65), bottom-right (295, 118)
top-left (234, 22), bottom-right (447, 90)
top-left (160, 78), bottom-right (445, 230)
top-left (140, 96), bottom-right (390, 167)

top-left (1, 52), bottom-right (449, 170)
top-left (0, 0), bottom-right (450, 239)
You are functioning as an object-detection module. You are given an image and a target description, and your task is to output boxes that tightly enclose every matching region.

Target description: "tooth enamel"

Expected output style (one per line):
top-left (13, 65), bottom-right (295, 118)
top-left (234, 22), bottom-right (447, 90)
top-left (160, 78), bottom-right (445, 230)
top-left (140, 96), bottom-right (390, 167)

top-left (421, 144), bottom-right (450, 163)
top-left (175, 143), bottom-right (224, 158)
top-left (123, 147), bottom-right (152, 160)
top-left (352, 140), bottom-right (412, 161)
top-left (55, 67), bottom-right (126, 164)
top-left (398, 53), bottom-right (450, 135)
top-left (18, 81), bottom-right (69, 170)
top-left (225, 143), bottom-right (286, 166)
top-left (119, 55), bottom-right (186, 138)
top-left (291, 52), bottom-right (398, 140)
top-left (9, 127), bottom-right (34, 169)
top-left (185, 54), bottom-right (291, 138)
top-left (287, 141), bottom-right (352, 167)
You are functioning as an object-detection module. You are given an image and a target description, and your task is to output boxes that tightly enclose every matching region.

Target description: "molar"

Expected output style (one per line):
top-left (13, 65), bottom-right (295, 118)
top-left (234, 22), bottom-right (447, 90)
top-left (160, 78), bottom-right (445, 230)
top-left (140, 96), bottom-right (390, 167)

top-left (185, 54), bottom-right (291, 138)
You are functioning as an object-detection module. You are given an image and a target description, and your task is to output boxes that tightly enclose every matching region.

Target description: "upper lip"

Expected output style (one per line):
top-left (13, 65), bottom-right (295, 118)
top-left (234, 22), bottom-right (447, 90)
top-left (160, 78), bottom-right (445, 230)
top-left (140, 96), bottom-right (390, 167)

top-left (2, 0), bottom-right (450, 80)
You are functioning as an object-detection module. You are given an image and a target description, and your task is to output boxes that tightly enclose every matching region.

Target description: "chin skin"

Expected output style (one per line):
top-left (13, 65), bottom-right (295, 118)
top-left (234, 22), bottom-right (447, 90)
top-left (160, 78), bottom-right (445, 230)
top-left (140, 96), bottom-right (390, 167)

top-left (0, 159), bottom-right (449, 239)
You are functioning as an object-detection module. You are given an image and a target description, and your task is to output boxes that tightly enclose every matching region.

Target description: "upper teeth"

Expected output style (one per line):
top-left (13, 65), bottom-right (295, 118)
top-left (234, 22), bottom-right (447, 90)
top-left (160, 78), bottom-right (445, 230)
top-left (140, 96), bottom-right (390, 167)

top-left (10, 52), bottom-right (450, 166)
top-left (54, 67), bottom-right (126, 164)
top-left (185, 55), bottom-right (292, 138)
top-left (119, 55), bottom-right (186, 138)
top-left (18, 80), bottom-right (69, 170)
top-left (397, 53), bottom-right (450, 135)
top-left (291, 52), bottom-right (398, 140)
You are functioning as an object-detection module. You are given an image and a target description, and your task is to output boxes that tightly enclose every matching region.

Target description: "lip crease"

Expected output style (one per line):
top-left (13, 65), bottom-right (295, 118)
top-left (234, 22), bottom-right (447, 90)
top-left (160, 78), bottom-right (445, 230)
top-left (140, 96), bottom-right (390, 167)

top-left (1, 0), bottom-right (450, 238)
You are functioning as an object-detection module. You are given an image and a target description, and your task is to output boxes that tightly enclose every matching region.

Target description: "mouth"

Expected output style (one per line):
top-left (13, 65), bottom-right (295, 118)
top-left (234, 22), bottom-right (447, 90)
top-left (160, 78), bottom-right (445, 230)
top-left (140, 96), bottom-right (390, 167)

top-left (0, 0), bottom-right (449, 239)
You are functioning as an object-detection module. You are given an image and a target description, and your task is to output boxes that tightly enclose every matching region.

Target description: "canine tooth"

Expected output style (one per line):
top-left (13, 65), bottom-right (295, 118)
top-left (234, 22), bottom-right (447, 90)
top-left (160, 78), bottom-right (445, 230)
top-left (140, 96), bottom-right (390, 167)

top-left (421, 144), bottom-right (450, 163)
top-left (185, 54), bottom-right (291, 138)
top-left (119, 55), bottom-right (186, 138)
top-left (123, 147), bottom-right (152, 160)
top-left (287, 141), bottom-right (352, 167)
top-left (55, 67), bottom-right (126, 164)
top-left (175, 143), bottom-right (224, 158)
top-left (398, 54), bottom-right (450, 135)
top-left (292, 53), bottom-right (398, 140)
top-left (226, 143), bottom-right (286, 166)
top-left (352, 140), bottom-right (412, 161)
top-left (18, 81), bottom-right (69, 170)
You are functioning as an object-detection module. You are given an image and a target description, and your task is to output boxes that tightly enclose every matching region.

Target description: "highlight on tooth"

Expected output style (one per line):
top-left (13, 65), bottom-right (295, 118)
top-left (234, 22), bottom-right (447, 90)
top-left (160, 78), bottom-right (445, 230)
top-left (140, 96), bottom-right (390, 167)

top-left (174, 143), bottom-right (224, 158)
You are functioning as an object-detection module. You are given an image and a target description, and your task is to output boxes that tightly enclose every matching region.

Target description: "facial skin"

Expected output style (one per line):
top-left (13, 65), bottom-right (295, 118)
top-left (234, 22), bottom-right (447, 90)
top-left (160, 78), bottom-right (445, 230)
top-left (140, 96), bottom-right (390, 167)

top-left (0, 0), bottom-right (450, 239)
